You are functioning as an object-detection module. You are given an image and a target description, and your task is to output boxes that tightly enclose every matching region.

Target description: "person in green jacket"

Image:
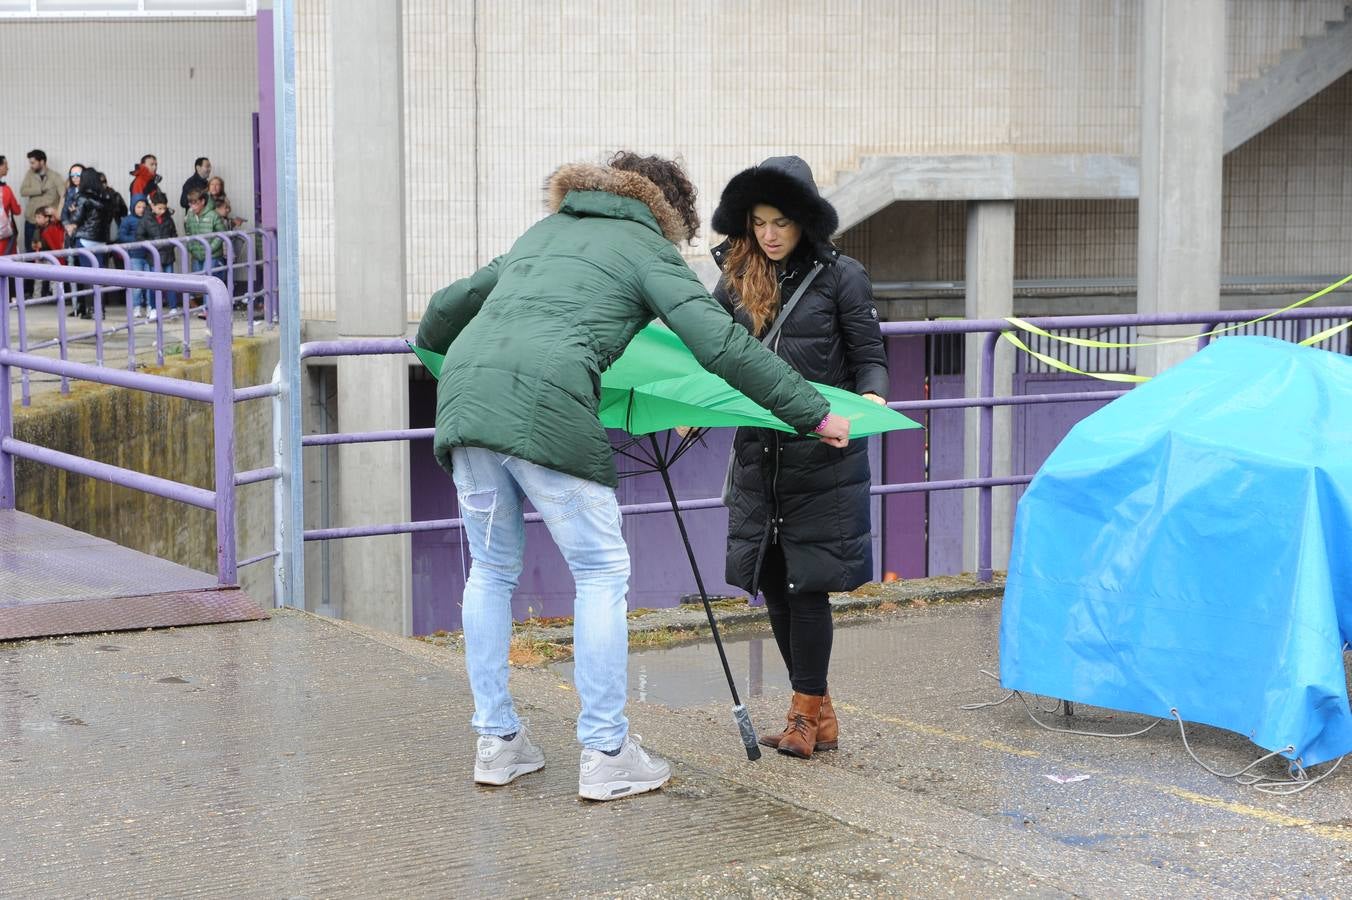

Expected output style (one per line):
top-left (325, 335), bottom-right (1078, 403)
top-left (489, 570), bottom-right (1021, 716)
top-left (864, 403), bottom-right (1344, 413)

top-left (184, 187), bottom-right (228, 320)
top-left (416, 151), bottom-right (851, 802)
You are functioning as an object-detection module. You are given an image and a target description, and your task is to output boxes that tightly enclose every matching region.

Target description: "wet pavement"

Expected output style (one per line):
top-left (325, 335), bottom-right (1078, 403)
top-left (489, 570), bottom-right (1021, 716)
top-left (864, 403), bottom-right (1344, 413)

top-left (3, 600), bottom-right (1351, 896)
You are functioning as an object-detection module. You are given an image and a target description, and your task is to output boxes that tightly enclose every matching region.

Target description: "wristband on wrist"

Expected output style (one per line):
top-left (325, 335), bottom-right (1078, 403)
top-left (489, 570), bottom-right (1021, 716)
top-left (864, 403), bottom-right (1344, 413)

top-left (813, 413), bottom-right (831, 434)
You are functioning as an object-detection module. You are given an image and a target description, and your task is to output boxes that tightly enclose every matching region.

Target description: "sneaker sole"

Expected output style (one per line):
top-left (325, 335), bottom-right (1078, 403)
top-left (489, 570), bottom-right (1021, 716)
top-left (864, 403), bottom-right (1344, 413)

top-left (577, 774), bottom-right (670, 802)
top-left (473, 759), bottom-right (545, 786)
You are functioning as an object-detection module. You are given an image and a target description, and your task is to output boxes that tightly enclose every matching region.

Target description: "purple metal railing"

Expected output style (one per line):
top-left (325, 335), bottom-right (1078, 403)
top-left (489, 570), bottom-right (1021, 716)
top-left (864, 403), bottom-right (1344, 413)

top-left (276, 303), bottom-right (1352, 593)
top-left (878, 304), bottom-right (1352, 580)
top-left (0, 260), bottom-right (240, 586)
top-left (3, 256), bottom-right (1347, 609)
top-left (6, 228), bottom-right (277, 402)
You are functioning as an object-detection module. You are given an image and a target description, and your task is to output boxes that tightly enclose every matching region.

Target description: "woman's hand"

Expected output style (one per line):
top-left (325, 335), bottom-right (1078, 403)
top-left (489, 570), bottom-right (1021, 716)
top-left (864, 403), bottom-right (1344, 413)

top-left (861, 392), bottom-right (887, 406)
top-left (816, 413), bottom-right (851, 448)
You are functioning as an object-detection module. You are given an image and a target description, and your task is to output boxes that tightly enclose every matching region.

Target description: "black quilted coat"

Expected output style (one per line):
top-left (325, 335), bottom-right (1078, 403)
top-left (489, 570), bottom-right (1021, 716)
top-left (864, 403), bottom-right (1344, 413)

top-left (711, 156), bottom-right (888, 595)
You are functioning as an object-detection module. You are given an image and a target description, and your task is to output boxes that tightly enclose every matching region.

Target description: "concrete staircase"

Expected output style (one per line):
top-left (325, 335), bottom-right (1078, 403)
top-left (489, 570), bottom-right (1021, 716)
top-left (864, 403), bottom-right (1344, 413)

top-left (1224, 2), bottom-right (1352, 151)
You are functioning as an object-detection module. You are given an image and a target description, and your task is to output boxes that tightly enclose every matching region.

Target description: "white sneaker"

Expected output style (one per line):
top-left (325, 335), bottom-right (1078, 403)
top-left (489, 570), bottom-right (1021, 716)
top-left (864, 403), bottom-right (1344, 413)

top-left (473, 727), bottom-right (545, 786)
top-left (578, 735), bottom-right (671, 801)
top-left (148, 309), bottom-right (158, 322)
top-left (134, 307), bottom-right (146, 320)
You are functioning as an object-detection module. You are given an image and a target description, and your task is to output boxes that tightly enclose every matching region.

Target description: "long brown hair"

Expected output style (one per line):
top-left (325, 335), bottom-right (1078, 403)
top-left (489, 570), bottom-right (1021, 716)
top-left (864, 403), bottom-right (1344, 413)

top-left (721, 214), bottom-right (779, 336)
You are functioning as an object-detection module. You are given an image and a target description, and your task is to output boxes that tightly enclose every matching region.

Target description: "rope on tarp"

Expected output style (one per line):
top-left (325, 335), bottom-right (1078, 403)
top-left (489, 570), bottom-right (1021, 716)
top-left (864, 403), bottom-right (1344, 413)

top-left (1169, 709), bottom-right (1347, 796)
top-left (960, 670), bottom-right (1347, 793)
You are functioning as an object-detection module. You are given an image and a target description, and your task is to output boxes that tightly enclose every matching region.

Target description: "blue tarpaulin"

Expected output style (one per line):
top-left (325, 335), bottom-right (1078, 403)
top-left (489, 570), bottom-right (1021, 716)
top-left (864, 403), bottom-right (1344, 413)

top-left (1001, 336), bottom-right (1352, 765)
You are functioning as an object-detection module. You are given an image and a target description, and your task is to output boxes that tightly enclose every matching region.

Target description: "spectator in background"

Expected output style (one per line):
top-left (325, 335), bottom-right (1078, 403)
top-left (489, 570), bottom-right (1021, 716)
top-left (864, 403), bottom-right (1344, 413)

top-left (184, 186), bottom-right (226, 318)
top-left (179, 157), bottom-right (211, 212)
top-left (70, 165), bottom-right (115, 318)
top-left (209, 180), bottom-right (245, 229)
top-left (33, 206), bottom-right (66, 257)
top-left (99, 171), bottom-right (128, 232)
top-left (31, 206), bottom-right (67, 299)
top-left (135, 190), bottom-right (179, 319)
top-left (129, 154), bottom-right (161, 198)
top-left (60, 164), bottom-right (83, 237)
top-left (119, 195), bottom-right (151, 318)
top-left (0, 156), bottom-right (21, 257)
top-left (20, 150), bottom-right (63, 266)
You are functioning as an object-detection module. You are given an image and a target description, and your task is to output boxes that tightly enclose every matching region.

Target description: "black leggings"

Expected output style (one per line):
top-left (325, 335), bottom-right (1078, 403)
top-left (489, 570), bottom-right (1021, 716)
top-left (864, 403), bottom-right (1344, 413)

top-left (759, 540), bottom-right (832, 696)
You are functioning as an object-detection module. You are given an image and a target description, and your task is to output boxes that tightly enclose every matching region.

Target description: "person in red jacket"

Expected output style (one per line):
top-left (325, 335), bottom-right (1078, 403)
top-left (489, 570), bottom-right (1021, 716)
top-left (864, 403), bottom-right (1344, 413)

top-left (33, 207), bottom-right (66, 257)
top-left (28, 206), bottom-right (66, 299)
top-left (0, 155), bottom-right (23, 256)
top-left (129, 154), bottom-right (161, 198)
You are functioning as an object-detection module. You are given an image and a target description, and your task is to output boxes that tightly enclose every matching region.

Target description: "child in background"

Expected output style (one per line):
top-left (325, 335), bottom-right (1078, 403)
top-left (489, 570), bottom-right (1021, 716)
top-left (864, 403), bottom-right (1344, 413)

top-left (215, 198), bottom-right (253, 310)
top-left (134, 191), bottom-right (179, 319)
top-left (34, 206), bottom-right (66, 256)
top-left (118, 195), bottom-right (151, 318)
top-left (184, 187), bottom-right (226, 320)
top-left (30, 206), bottom-right (67, 298)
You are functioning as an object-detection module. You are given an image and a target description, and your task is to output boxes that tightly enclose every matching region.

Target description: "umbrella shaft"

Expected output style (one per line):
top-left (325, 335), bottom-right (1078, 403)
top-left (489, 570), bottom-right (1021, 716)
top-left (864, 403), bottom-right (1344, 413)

top-left (648, 435), bottom-right (743, 708)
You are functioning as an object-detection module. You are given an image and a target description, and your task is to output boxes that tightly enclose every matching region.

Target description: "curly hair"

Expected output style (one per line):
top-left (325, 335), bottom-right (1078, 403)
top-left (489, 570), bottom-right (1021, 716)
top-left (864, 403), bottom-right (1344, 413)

top-left (607, 151), bottom-right (700, 242)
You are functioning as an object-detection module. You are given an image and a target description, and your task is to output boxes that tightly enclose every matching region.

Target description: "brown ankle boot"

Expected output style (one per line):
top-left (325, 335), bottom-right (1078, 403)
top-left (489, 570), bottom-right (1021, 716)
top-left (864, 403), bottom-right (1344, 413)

top-left (758, 699), bottom-right (796, 750)
top-left (777, 692), bottom-right (824, 759)
top-left (815, 692), bottom-right (839, 751)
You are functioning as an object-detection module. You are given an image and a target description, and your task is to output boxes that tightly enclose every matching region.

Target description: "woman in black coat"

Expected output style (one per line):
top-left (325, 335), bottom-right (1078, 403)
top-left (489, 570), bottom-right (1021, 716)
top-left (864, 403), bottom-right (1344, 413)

top-left (70, 166), bottom-right (116, 318)
top-left (711, 156), bottom-right (888, 759)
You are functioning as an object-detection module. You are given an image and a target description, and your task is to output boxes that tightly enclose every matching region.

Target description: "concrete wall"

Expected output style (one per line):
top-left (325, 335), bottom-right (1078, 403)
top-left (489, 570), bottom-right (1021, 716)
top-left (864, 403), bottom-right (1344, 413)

top-left (287, 0), bottom-right (1349, 320)
top-left (837, 72), bottom-right (1352, 285)
top-left (1, 18), bottom-right (258, 219)
top-left (12, 335), bottom-right (280, 605)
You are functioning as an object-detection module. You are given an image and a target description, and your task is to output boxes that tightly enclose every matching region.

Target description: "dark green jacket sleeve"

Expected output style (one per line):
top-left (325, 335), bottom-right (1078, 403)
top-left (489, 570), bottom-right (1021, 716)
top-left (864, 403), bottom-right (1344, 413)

top-left (415, 255), bottom-right (503, 353)
top-left (638, 245), bottom-right (830, 434)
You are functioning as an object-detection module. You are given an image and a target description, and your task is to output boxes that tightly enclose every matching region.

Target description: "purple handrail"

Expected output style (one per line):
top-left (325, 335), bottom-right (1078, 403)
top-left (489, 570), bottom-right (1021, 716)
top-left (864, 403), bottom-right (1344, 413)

top-left (283, 303), bottom-right (1352, 585)
top-left (7, 227), bottom-right (277, 386)
top-left (0, 259), bottom-right (239, 585)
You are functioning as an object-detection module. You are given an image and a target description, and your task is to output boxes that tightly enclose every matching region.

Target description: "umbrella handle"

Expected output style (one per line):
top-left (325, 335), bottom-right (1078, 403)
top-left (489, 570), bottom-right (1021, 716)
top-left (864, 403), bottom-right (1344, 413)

top-left (733, 704), bottom-right (762, 760)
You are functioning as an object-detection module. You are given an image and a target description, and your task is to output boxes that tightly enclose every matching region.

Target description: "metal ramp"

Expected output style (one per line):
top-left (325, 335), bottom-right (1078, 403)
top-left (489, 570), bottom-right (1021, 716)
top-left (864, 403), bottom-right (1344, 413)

top-left (0, 509), bottom-right (266, 640)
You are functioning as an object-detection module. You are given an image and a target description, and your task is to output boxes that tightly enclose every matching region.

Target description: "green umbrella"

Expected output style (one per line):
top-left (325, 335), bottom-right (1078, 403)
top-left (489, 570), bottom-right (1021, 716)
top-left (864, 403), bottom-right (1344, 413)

top-left (410, 322), bottom-right (923, 436)
top-left (409, 321), bottom-right (921, 761)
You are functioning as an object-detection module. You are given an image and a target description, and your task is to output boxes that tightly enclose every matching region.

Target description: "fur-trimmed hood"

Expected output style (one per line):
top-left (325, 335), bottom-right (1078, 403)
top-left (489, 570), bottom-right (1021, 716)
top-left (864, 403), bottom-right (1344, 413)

top-left (545, 163), bottom-right (691, 245)
top-left (711, 156), bottom-right (839, 246)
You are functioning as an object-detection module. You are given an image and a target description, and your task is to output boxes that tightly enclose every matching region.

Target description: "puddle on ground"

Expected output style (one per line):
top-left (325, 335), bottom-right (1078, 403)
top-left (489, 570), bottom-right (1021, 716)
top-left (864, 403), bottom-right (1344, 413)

top-left (552, 631), bottom-right (789, 708)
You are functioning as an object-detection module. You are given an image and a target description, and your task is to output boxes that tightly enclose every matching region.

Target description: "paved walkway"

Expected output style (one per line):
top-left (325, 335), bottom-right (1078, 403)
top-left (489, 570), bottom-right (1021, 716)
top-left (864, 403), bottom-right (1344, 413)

top-left (5, 600), bottom-right (1351, 897)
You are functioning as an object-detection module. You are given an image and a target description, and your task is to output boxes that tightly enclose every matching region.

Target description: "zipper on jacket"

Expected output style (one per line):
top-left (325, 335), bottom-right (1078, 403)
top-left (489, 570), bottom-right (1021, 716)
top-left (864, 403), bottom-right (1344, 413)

top-left (768, 264), bottom-right (793, 544)
top-left (770, 432), bottom-right (782, 543)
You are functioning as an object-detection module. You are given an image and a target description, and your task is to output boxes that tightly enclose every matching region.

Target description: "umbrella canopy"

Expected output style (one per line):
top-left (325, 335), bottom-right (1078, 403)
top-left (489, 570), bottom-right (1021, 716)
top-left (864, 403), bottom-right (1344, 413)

top-left (411, 322), bottom-right (921, 437)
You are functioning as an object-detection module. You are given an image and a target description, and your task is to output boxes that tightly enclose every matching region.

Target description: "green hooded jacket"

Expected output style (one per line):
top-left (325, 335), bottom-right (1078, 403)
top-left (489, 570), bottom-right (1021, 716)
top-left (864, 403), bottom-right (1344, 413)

top-left (415, 163), bottom-right (831, 488)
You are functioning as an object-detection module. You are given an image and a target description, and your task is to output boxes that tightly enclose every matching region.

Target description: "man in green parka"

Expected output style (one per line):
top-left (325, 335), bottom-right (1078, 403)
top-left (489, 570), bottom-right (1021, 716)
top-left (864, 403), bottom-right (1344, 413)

top-left (416, 152), bottom-right (850, 802)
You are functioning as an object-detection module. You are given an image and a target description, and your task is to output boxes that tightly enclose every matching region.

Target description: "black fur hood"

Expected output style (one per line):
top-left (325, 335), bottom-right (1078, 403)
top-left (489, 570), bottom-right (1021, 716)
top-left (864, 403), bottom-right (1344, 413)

top-left (710, 155), bottom-right (839, 247)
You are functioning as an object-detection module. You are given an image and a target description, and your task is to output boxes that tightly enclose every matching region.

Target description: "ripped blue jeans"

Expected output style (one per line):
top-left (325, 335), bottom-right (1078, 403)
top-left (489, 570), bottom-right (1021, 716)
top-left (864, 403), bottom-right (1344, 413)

top-left (450, 446), bottom-right (631, 751)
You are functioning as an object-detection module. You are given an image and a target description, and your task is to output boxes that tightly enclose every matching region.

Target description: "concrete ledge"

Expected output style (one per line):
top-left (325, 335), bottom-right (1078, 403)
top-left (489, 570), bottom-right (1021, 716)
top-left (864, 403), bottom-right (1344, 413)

top-left (429, 573), bottom-right (1007, 651)
top-left (826, 154), bottom-right (1141, 231)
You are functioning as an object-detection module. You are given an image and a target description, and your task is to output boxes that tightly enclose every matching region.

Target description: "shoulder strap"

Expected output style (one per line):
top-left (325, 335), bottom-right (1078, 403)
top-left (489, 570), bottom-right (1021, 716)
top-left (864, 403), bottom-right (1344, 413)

top-left (760, 261), bottom-right (824, 347)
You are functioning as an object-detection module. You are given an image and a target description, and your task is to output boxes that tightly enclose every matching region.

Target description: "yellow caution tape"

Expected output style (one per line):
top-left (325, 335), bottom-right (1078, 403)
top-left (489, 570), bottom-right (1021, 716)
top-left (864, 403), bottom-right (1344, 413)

top-left (999, 273), bottom-right (1352, 383)
top-left (1298, 319), bottom-right (1352, 347)
top-left (1004, 273), bottom-right (1352, 350)
top-left (999, 331), bottom-right (1149, 383)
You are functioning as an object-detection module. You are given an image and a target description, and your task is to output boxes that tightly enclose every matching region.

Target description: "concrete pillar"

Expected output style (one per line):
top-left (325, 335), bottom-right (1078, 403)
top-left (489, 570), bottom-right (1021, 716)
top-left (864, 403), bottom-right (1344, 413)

top-left (1136, 0), bottom-right (1225, 377)
top-left (331, 0), bottom-right (412, 634)
top-left (255, 4), bottom-right (276, 228)
top-left (962, 201), bottom-right (1015, 574)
